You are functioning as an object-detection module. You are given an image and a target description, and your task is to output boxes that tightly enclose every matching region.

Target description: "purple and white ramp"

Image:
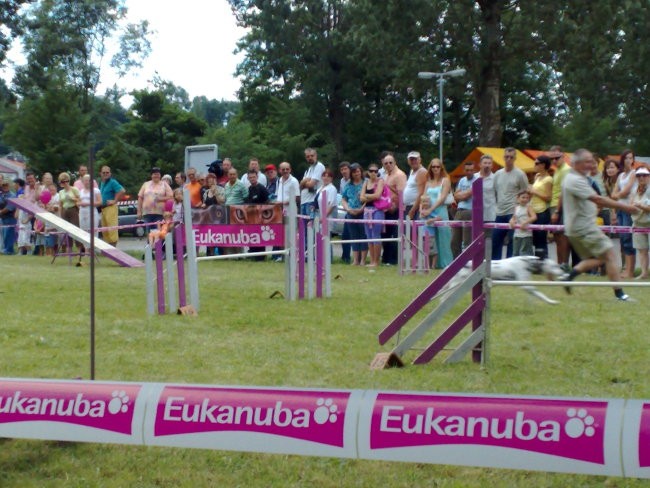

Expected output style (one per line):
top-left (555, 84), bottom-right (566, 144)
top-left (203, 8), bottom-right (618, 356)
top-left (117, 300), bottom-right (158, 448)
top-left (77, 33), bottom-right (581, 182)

top-left (10, 198), bottom-right (143, 268)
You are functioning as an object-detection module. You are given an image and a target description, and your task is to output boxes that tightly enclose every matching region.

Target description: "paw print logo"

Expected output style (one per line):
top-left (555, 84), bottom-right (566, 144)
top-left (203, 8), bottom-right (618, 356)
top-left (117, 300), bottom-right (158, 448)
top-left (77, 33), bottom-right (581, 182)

top-left (564, 408), bottom-right (596, 438)
top-left (261, 226), bottom-right (275, 242)
top-left (108, 390), bottom-right (130, 415)
top-left (313, 398), bottom-right (338, 425)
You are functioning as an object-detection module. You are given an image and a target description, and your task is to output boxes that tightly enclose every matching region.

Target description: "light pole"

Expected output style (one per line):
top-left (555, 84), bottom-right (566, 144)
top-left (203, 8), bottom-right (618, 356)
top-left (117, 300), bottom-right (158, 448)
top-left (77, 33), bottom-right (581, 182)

top-left (418, 69), bottom-right (466, 161)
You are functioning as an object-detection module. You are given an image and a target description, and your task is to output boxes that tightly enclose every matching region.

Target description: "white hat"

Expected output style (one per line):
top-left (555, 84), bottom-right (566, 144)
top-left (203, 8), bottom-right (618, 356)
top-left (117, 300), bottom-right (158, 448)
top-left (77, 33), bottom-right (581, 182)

top-left (407, 151), bottom-right (421, 159)
top-left (635, 167), bottom-right (650, 176)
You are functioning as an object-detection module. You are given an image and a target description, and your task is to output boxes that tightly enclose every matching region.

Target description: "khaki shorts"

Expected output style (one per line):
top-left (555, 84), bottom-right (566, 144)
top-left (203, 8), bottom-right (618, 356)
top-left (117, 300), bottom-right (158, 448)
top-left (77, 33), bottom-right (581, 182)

top-left (101, 204), bottom-right (119, 244)
top-left (633, 230), bottom-right (650, 250)
top-left (568, 229), bottom-right (613, 260)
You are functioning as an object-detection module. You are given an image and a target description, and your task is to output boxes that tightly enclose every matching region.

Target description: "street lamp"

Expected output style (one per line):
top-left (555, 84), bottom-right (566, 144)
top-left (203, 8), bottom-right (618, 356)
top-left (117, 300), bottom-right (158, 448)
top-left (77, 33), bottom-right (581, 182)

top-left (418, 69), bottom-right (466, 161)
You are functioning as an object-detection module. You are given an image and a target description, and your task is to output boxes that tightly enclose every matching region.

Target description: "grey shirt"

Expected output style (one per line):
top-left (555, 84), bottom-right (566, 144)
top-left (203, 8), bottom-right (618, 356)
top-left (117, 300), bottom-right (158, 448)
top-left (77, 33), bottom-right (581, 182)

top-left (562, 169), bottom-right (597, 236)
top-left (494, 167), bottom-right (529, 216)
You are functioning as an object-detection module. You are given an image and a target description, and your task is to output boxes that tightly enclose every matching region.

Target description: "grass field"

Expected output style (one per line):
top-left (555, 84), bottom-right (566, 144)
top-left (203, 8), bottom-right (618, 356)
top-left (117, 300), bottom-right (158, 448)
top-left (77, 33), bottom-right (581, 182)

top-left (1, 254), bottom-right (649, 487)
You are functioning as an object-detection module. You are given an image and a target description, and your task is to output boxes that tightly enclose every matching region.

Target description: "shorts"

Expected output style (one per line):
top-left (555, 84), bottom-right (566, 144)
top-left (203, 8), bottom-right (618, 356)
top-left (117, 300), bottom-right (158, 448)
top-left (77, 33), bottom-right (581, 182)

top-left (633, 227), bottom-right (650, 250)
top-left (567, 229), bottom-right (613, 260)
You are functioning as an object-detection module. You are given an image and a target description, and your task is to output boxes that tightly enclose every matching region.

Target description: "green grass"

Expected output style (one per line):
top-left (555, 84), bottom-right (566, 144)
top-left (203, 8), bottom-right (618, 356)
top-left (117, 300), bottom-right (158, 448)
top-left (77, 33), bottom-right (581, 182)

top-left (1, 255), bottom-right (648, 487)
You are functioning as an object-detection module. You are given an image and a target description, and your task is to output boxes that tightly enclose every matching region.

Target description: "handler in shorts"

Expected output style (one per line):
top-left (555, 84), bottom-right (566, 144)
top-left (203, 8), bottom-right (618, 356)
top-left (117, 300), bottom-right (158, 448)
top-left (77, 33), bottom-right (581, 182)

top-left (561, 149), bottom-right (639, 301)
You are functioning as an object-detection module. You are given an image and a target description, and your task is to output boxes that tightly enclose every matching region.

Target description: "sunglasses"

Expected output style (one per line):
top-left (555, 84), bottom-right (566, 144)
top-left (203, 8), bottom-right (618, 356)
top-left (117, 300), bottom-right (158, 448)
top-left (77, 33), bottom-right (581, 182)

top-left (368, 169), bottom-right (378, 173)
top-left (431, 166), bottom-right (441, 169)
top-left (60, 180), bottom-right (70, 183)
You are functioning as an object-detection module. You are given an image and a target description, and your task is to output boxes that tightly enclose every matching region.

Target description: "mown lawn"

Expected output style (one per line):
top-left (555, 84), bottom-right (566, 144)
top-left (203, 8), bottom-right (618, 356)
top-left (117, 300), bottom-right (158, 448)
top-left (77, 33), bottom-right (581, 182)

top-left (1, 255), bottom-right (648, 487)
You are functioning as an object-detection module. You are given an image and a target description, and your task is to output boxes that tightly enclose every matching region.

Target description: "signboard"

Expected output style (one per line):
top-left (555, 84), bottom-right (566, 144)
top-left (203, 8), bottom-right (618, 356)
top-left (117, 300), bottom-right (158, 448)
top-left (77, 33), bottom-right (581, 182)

top-left (191, 204), bottom-right (284, 247)
top-left (184, 144), bottom-right (218, 176)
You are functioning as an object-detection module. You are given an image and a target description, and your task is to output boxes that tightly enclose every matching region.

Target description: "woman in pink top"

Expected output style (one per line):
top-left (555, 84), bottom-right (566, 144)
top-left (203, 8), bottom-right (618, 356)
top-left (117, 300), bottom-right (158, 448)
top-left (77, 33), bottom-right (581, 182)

top-left (137, 167), bottom-right (173, 232)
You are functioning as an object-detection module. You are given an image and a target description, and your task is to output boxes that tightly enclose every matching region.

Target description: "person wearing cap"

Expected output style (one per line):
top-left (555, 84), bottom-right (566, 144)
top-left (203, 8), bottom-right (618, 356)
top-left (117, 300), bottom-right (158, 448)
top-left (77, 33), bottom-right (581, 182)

top-left (0, 180), bottom-right (17, 254)
top-left (561, 149), bottom-right (640, 301)
top-left (241, 158), bottom-right (267, 188)
top-left (404, 151), bottom-right (427, 220)
top-left (631, 166), bottom-right (650, 279)
top-left (99, 166), bottom-right (125, 247)
top-left (137, 167), bottom-right (173, 233)
top-left (264, 164), bottom-right (278, 201)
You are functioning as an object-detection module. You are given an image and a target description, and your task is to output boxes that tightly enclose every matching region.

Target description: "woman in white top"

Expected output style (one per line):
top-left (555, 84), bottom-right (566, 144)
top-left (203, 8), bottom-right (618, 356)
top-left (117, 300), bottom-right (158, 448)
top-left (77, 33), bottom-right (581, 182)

top-left (612, 150), bottom-right (638, 278)
top-left (79, 174), bottom-right (102, 236)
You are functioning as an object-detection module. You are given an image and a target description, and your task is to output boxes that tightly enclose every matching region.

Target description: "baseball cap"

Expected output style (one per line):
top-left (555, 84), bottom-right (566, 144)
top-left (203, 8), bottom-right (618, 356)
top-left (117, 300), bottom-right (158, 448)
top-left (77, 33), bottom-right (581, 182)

top-left (407, 151), bottom-right (421, 159)
top-left (264, 164), bottom-right (277, 172)
top-left (635, 167), bottom-right (650, 176)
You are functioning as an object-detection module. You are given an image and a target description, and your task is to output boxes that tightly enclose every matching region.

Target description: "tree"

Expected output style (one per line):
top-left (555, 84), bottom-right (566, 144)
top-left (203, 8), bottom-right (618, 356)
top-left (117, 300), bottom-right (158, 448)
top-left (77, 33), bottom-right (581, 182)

top-left (0, 0), bottom-right (32, 65)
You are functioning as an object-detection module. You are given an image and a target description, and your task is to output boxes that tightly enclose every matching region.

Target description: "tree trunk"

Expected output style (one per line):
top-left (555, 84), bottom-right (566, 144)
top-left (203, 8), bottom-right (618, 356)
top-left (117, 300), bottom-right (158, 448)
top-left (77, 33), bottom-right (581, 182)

top-left (475, 0), bottom-right (502, 147)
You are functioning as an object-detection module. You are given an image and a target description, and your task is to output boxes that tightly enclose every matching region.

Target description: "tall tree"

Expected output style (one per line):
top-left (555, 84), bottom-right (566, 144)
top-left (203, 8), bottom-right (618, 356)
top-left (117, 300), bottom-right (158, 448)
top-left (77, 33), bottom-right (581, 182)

top-left (0, 0), bottom-right (32, 65)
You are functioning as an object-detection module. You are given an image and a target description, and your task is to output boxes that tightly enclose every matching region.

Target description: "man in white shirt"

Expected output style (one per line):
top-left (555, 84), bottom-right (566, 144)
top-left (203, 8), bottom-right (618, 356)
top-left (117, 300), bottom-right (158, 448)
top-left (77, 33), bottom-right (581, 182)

top-left (299, 147), bottom-right (325, 217)
top-left (276, 162), bottom-right (300, 206)
top-left (240, 158), bottom-right (267, 188)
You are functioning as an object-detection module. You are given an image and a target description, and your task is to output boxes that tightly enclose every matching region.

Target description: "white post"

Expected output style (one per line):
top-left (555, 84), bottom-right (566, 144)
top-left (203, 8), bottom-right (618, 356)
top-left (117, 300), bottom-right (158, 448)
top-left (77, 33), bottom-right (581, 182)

top-left (183, 188), bottom-right (200, 311)
top-left (145, 244), bottom-right (154, 315)
top-left (307, 222), bottom-right (315, 299)
top-left (286, 186), bottom-right (298, 301)
top-left (165, 232), bottom-right (176, 313)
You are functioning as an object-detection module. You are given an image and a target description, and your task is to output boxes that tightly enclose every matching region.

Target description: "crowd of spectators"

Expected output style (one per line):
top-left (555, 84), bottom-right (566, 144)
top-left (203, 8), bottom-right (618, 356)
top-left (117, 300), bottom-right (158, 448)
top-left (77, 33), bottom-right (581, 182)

top-left (1, 146), bottom-right (648, 299)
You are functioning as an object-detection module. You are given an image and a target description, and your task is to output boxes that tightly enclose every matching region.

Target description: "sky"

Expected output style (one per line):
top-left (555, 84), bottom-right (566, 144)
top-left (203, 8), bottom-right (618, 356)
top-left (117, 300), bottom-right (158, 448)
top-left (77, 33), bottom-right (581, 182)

top-left (1, 0), bottom-right (247, 103)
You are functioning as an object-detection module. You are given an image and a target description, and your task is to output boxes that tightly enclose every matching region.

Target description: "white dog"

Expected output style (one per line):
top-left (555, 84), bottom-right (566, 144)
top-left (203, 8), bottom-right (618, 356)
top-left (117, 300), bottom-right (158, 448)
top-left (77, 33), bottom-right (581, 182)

top-left (437, 256), bottom-right (565, 305)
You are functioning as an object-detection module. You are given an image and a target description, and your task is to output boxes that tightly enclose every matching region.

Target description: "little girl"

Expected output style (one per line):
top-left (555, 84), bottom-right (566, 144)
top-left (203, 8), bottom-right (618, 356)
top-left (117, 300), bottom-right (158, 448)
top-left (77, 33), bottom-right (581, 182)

top-left (172, 188), bottom-right (184, 223)
top-left (420, 195), bottom-right (440, 268)
top-left (148, 211), bottom-right (174, 246)
top-left (509, 190), bottom-right (537, 256)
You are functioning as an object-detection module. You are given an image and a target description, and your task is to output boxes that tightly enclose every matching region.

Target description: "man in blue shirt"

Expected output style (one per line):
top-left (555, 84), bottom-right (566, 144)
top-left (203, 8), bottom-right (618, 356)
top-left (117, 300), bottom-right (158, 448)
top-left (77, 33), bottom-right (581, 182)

top-left (99, 165), bottom-right (125, 246)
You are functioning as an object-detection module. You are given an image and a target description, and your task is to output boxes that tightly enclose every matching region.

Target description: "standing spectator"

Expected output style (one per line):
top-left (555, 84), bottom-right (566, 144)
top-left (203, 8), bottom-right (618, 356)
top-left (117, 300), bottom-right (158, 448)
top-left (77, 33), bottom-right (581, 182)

top-left (492, 147), bottom-right (529, 260)
top-left (419, 195), bottom-right (440, 267)
top-left (137, 167), bottom-right (174, 232)
top-left (602, 158), bottom-right (621, 228)
top-left (631, 167), bottom-right (650, 279)
top-left (43, 184), bottom-right (60, 256)
top-left (0, 180), bottom-right (17, 254)
top-left (245, 169), bottom-right (270, 205)
top-left (218, 158), bottom-right (232, 186)
top-left (341, 163), bottom-right (367, 266)
top-left (420, 159), bottom-right (453, 268)
top-left (315, 169), bottom-right (339, 217)
top-left (561, 149), bottom-right (639, 301)
top-left (509, 190), bottom-right (536, 256)
top-left (338, 161), bottom-right (352, 263)
top-left (201, 173), bottom-right (224, 257)
top-left (360, 163), bottom-right (385, 267)
top-left (380, 152), bottom-right (407, 265)
top-left (300, 148), bottom-right (325, 218)
top-left (99, 166), bottom-right (125, 247)
top-left (241, 158), bottom-right (267, 188)
top-left (245, 170), bottom-right (270, 260)
top-left (58, 172), bottom-right (81, 254)
top-left (612, 150), bottom-right (638, 278)
top-left (172, 188), bottom-right (184, 223)
top-left (477, 154), bottom-right (497, 237)
top-left (404, 151), bottom-right (427, 220)
top-left (224, 168), bottom-right (247, 205)
top-left (451, 161), bottom-right (477, 257)
top-left (162, 174), bottom-right (173, 189)
top-left (14, 178), bottom-right (32, 255)
top-left (73, 165), bottom-right (97, 191)
top-left (276, 162), bottom-right (300, 207)
top-left (79, 174), bottom-right (101, 236)
top-left (24, 171), bottom-right (39, 203)
top-left (78, 174), bottom-right (101, 260)
top-left (549, 146), bottom-right (571, 269)
top-left (185, 168), bottom-right (203, 208)
top-left (528, 155), bottom-right (553, 258)
top-left (264, 164), bottom-right (279, 201)
top-left (174, 171), bottom-right (186, 190)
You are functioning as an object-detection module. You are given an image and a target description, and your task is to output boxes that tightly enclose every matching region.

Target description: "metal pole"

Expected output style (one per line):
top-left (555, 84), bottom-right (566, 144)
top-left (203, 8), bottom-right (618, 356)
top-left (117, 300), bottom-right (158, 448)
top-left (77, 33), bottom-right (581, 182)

top-left (438, 76), bottom-right (444, 161)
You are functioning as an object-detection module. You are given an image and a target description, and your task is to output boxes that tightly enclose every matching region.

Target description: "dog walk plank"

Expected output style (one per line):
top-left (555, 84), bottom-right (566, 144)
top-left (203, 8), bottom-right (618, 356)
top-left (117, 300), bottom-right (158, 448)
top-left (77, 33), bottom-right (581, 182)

top-left (10, 198), bottom-right (143, 268)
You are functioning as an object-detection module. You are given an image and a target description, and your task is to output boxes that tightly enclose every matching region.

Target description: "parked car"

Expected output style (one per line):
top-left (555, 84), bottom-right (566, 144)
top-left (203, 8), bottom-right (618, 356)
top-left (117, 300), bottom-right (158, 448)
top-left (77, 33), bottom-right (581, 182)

top-left (117, 200), bottom-right (145, 238)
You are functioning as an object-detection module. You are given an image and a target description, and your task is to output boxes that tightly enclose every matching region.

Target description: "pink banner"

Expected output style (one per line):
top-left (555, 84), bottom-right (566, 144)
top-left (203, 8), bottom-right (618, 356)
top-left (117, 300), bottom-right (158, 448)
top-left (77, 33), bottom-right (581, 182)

top-left (192, 224), bottom-right (284, 247)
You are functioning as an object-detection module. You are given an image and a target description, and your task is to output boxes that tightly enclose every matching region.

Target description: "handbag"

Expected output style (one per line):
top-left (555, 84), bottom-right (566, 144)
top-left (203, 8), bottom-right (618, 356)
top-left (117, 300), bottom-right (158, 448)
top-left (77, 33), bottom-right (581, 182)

top-left (374, 184), bottom-right (392, 211)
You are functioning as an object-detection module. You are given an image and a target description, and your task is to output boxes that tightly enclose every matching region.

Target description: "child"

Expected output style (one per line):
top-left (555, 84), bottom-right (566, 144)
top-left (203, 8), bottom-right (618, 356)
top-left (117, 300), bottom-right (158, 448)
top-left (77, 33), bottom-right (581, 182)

top-left (148, 211), bottom-right (174, 246)
top-left (172, 188), bottom-right (184, 223)
top-left (420, 195), bottom-right (440, 268)
top-left (509, 190), bottom-right (537, 256)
